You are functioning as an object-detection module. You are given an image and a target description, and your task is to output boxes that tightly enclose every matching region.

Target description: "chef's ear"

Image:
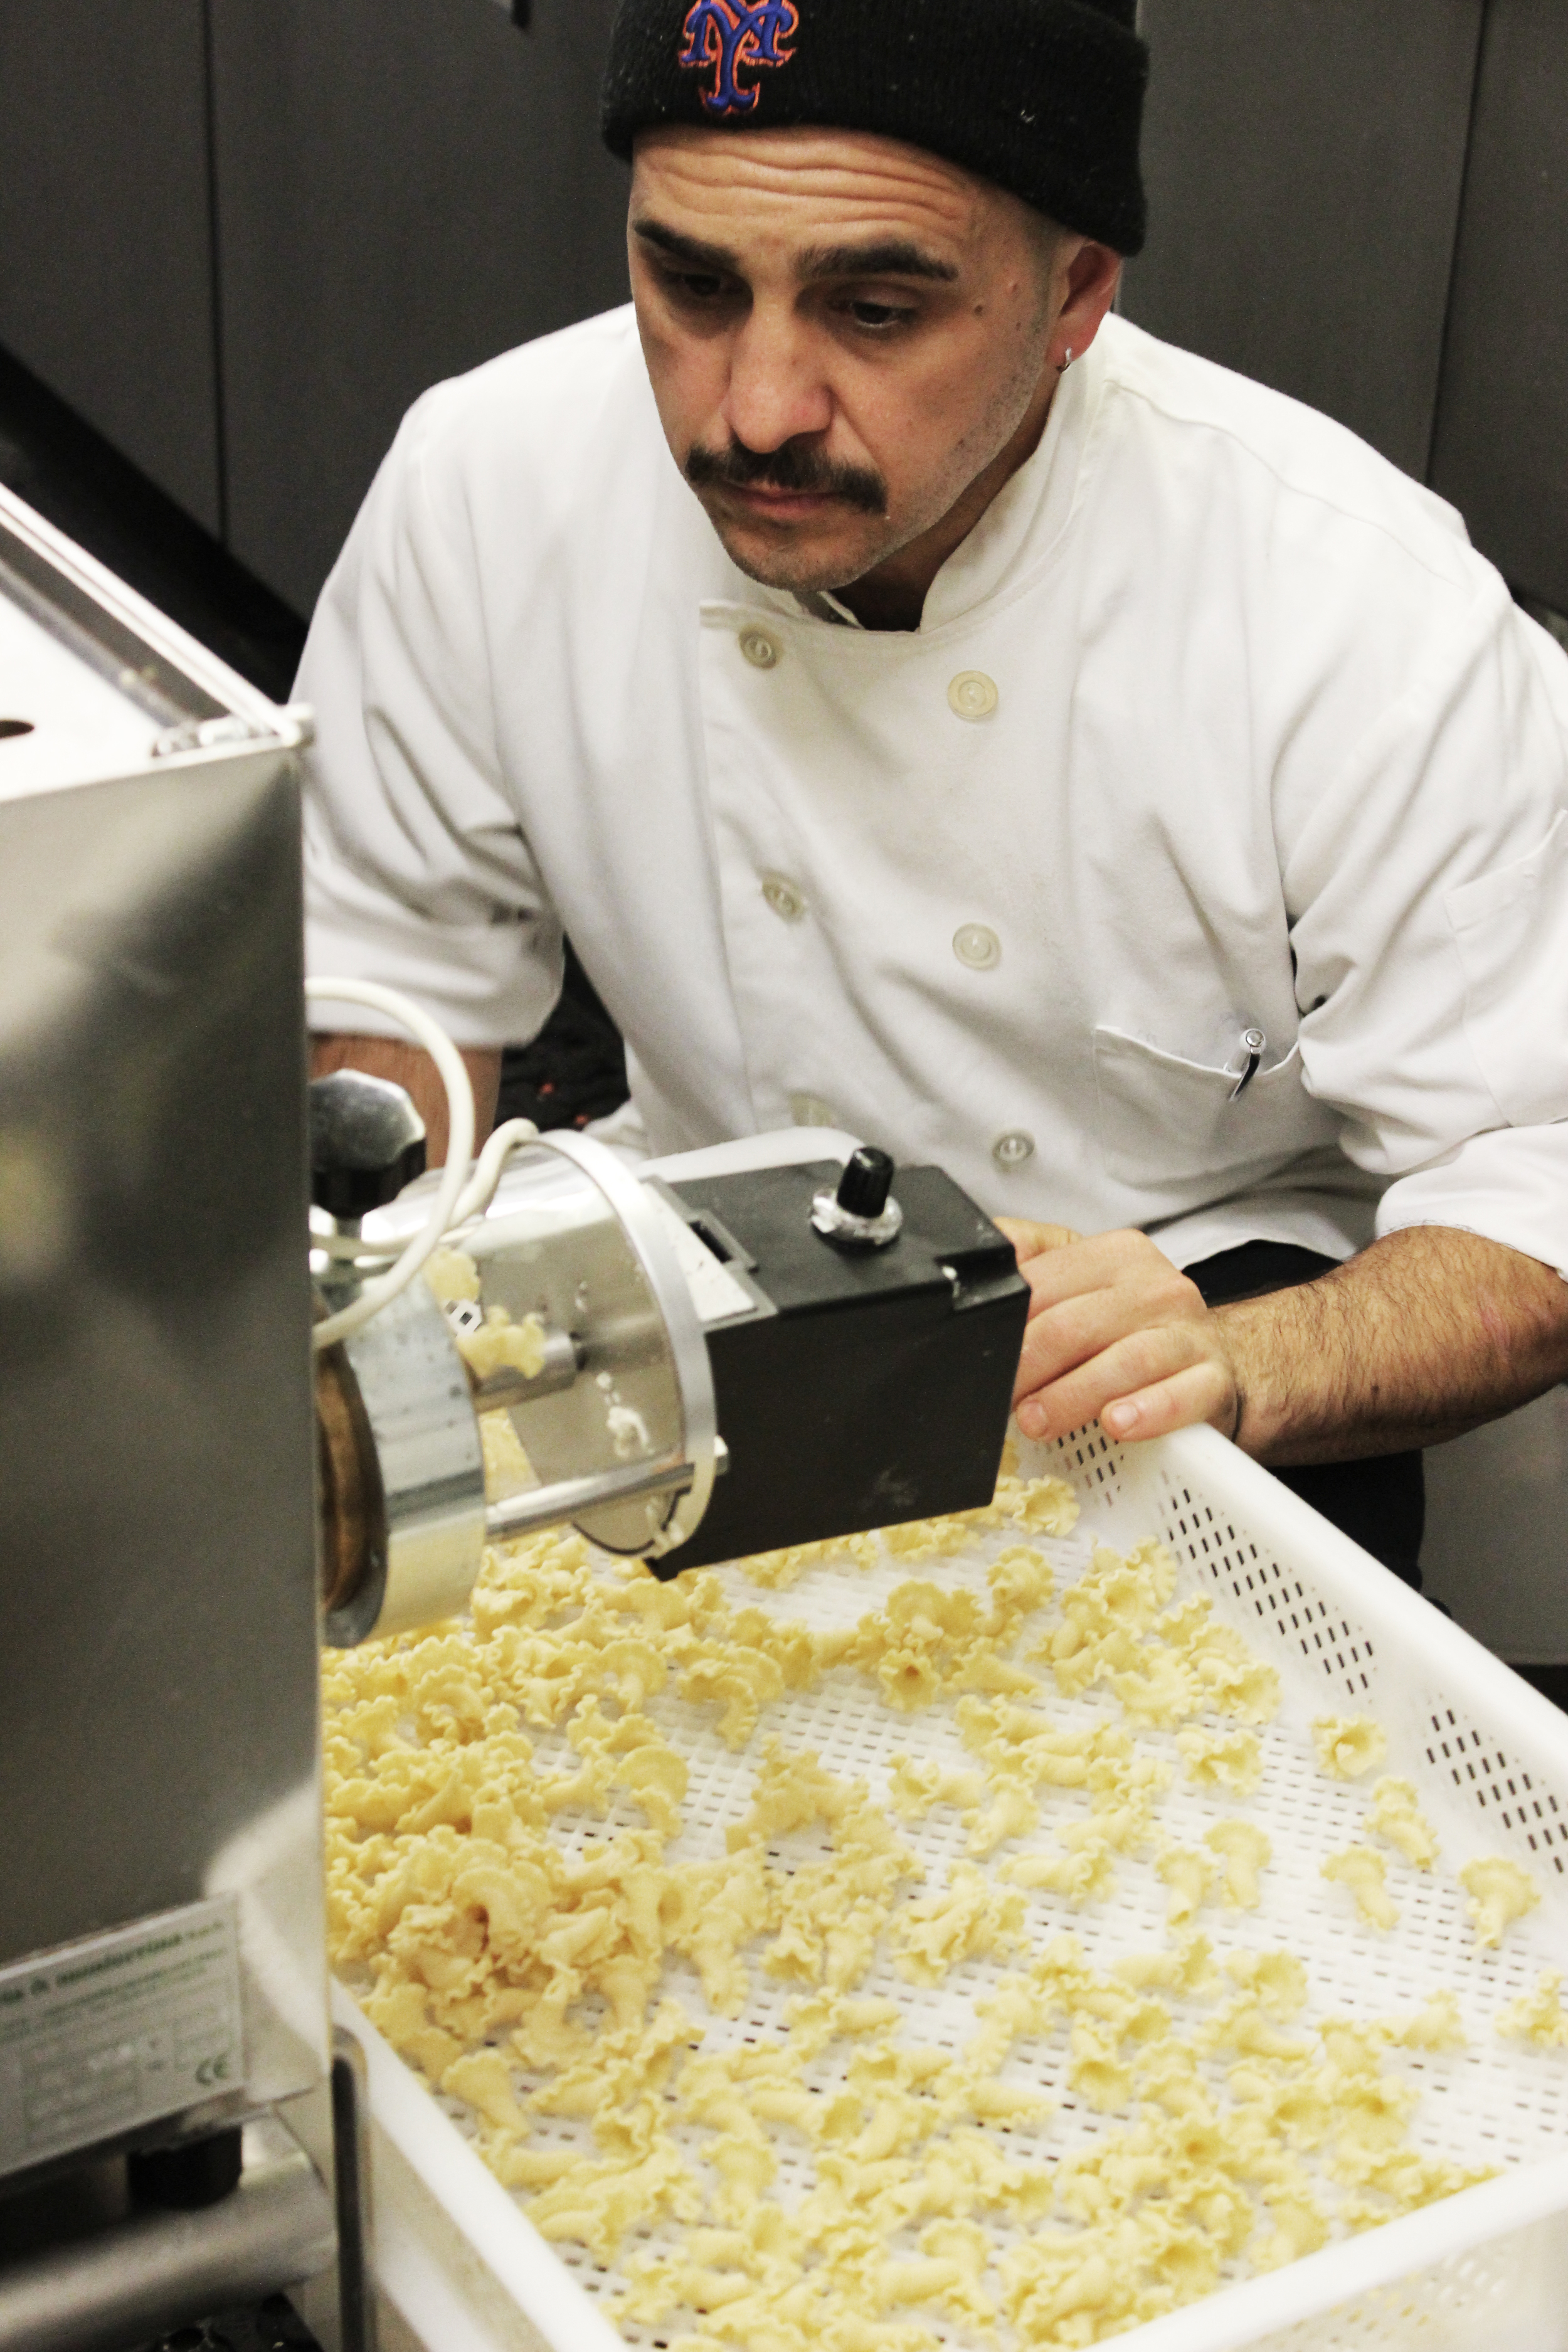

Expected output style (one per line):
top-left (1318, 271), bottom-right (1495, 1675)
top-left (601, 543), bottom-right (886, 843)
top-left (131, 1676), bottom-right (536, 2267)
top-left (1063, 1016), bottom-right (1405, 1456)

top-left (1044, 235), bottom-right (1123, 371)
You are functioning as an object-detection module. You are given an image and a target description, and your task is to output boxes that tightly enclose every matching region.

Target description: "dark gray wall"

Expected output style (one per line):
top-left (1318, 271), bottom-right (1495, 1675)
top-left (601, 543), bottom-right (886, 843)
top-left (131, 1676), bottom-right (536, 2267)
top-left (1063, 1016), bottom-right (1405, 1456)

top-left (4, 0), bottom-right (1564, 622)
top-left (1123, 0), bottom-right (1484, 481)
top-left (209, 0), bottom-right (630, 615)
top-left (1429, 0), bottom-right (1568, 615)
top-left (0, 1), bottom-right (222, 533)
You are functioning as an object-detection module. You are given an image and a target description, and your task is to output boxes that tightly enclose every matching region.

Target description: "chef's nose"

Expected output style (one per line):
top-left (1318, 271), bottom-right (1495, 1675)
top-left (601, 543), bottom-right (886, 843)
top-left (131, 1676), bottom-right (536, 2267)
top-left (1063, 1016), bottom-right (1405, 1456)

top-left (721, 307), bottom-right (834, 452)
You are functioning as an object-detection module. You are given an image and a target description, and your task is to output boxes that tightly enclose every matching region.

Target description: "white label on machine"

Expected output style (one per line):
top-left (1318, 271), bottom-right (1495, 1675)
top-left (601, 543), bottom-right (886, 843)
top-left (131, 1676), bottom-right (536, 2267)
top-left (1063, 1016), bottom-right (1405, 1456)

top-left (0, 1895), bottom-right (244, 2170)
top-left (644, 1189), bottom-right (757, 1326)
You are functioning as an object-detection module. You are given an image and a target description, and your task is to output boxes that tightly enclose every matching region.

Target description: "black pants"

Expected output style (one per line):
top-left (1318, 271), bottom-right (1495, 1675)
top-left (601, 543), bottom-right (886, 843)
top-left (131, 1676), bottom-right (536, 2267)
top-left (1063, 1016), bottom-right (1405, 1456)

top-left (1186, 1241), bottom-right (1425, 1589)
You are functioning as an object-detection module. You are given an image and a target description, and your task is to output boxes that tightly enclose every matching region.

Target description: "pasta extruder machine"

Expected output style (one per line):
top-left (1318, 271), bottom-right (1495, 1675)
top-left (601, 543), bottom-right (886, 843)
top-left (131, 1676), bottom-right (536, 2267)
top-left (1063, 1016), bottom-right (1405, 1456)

top-left (0, 485), bottom-right (1027, 2351)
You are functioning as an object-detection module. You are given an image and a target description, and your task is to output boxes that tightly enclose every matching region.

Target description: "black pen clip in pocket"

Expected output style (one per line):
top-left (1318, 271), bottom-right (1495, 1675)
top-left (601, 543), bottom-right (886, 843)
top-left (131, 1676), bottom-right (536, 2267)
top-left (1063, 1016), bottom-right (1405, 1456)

top-left (1229, 1027), bottom-right (1267, 1101)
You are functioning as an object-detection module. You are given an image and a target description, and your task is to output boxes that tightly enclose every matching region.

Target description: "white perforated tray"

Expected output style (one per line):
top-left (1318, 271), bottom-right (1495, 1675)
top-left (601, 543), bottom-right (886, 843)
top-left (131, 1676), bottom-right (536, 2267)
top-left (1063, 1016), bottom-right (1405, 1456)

top-left (339, 1423), bottom-right (1568, 2352)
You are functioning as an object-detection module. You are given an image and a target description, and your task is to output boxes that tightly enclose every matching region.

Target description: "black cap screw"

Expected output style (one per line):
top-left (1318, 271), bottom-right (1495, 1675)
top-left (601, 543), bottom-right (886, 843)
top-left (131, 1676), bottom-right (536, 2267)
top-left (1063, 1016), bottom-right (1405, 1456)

top-left (835, 1147), bottom-right (895, 1220)
top-left (309, 1070), bottom-right (427, 1219)
top-left (810, 1145), bottom-right (903, 1249)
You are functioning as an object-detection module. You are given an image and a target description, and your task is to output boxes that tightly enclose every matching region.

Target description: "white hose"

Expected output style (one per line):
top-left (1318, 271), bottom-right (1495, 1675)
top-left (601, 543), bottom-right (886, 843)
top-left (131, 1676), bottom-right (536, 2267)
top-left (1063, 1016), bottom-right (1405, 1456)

top-left (306, 978), bottom-right (478, 1351)
top-left (448, 1117), bottom-right (541, 1229)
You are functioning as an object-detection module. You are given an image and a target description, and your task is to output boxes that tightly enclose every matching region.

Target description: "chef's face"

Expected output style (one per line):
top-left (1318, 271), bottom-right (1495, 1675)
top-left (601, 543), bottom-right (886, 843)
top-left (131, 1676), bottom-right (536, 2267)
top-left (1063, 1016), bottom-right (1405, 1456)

top-left (628, 126), bottom-right (1103, 600)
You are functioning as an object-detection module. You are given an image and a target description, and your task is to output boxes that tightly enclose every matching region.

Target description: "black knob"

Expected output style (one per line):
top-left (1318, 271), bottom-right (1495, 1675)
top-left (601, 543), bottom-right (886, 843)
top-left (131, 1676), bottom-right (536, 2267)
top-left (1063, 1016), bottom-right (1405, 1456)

top-left (836, 1146), bottom-right (895, 1219)
top-left (309, 1070), bottom-right (427, 1218)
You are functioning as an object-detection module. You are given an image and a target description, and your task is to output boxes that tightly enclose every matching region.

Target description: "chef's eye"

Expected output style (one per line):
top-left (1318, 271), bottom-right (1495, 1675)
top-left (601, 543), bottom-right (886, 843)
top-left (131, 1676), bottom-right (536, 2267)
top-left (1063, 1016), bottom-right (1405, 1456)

top-left (839, 295), bottom-right (919, 332)
top-left (659, 264), bottom-right (731, 305)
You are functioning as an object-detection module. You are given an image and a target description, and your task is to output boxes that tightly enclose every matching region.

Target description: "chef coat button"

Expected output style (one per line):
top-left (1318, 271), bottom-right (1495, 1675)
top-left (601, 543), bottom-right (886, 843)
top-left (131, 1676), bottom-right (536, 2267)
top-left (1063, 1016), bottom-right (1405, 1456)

top-left (953, 923), bottom-right (1001, 971)
top-left (948, 669), bottom-right (999, 721)
top-left (992, 1130), bottom-right (1036, 1170)
top-left (761, 871), bottom-right (807, 922)
top-left (739, 625), bottom-right (781, 670)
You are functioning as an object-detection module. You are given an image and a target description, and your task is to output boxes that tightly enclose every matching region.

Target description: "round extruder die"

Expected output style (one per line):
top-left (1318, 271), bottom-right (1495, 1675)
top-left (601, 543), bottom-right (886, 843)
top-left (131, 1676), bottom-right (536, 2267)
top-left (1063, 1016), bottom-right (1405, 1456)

top-left (362, 1131), bottom-right (717, 1567)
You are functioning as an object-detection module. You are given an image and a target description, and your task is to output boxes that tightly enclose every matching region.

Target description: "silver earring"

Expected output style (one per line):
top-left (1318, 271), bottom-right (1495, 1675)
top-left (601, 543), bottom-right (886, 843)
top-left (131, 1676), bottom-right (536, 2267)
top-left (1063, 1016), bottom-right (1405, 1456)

top-left (1057, 346), bottom-right (1074, 374)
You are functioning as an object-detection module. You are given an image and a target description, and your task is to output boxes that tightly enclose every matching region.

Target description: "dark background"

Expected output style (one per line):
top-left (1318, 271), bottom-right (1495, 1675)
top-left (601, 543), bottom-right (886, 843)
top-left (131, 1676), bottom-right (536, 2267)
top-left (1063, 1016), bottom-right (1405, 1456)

top-left (3, 0), bottom-right (1565, 623)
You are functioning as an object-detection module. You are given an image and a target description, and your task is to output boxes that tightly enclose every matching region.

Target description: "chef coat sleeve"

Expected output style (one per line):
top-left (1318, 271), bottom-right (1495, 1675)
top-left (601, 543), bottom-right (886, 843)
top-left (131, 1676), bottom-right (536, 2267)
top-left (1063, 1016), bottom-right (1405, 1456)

top-left (297, 391), bottom-right (562, 1048)
top-left (1281, 581), bottom-right (1568, 1277)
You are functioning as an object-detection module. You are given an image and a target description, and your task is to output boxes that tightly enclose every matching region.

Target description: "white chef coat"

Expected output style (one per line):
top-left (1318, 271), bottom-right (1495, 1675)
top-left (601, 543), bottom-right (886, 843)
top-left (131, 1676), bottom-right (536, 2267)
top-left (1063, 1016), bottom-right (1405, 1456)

top-left (299, 305), bottom-right (1568, 1276)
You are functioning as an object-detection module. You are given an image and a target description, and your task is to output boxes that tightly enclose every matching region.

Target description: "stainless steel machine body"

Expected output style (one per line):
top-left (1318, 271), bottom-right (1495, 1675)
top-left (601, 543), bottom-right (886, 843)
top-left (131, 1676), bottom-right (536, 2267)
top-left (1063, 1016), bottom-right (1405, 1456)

top-left (310, 1115), bottom-right (725, 1645)
top-left (0, 487), bottom-right (334, 2341)
top-left (340, 1131), bottom-right (721, 1592)
top-left (457, 1132), bottom-right (719, 1559)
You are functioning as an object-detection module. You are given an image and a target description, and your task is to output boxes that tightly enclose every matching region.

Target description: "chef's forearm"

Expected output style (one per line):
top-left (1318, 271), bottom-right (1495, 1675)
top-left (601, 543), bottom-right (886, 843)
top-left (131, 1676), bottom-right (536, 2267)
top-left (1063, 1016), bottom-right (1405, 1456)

top-left (1216, 1226), bottom-right (1568, 1466)
top-left (310, 1033), bottom-right (502, 1164)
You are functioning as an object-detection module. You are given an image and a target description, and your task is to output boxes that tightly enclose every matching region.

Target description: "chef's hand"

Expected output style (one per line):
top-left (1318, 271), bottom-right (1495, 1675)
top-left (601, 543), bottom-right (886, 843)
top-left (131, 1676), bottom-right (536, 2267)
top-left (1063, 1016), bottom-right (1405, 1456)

top-left (995, 1221), bottom-right (1242, 1448)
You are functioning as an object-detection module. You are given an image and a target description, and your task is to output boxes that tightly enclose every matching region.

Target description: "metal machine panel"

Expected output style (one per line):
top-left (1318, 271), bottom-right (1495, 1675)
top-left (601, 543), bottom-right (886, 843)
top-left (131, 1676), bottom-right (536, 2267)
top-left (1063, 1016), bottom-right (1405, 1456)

top-left (209, 0), bottom-right (630, 612)
top-left (0, 487), bottom-right (326, 2153)
top-left (0, 1), bottom-right (223, 534)
top-left (0, 750), bottom-right (324, 2129)
top-left (1428, 0), bottom-right (1568, 614)
top-left (1123, 0), bottom-right (1483, 480)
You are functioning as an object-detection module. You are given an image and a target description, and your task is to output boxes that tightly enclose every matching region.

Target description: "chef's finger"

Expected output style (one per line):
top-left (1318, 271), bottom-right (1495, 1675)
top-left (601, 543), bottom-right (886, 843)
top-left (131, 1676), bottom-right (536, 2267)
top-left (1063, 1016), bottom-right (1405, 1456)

top-left (995, 1217), bottom-right (1082, 1259)
top-left (1011, 1271), bottom-right (1200, 1402)
top-left (1100, 1362), bottom-right (1239, 1443)
top-left (1017, 1228), bottom-right (1199, 1319)
top-left (995, 1219), bottom-right (1087, 1317)
top-left (1012, 1284), bottom-right (1143, 1401)
top-left (1015, 1323), bottom-right (1216, 1438)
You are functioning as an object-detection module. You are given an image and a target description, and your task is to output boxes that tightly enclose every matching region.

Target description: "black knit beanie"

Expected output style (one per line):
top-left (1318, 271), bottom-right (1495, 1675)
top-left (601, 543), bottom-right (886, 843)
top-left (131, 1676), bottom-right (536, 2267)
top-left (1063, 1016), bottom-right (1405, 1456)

top-left (601, 0), bottom-right (1148, 256)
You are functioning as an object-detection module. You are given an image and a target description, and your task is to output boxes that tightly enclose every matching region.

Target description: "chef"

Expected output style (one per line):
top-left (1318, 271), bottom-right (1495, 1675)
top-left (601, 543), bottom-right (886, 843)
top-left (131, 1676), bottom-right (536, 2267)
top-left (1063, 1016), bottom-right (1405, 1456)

top-left (302, 0), bottom-right (1568, 1584)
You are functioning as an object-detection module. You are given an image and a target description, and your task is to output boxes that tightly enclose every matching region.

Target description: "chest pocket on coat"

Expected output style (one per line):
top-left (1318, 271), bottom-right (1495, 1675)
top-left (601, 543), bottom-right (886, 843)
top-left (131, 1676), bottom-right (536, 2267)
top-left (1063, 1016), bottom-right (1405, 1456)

top-left (1093, 1025), bottom-right (1334, 1198)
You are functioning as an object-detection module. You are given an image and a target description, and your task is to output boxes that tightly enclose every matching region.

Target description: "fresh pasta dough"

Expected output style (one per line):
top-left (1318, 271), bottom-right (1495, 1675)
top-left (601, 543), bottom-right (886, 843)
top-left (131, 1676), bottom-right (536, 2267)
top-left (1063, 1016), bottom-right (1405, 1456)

top-left (1311, 1716), bottom-right (1388, 1782)
top-left (1322, 1846), bottom-right (1399, 1932)
top-left (1459, 1855), bottom-right (1542, 1950)
top-left (323, 1452), bottom-right (1539, 2352)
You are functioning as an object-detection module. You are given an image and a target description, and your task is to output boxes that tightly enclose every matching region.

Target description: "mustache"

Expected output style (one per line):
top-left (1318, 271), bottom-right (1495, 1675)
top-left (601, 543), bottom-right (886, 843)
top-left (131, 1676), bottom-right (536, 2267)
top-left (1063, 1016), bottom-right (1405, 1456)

top-left (686, 438), bottom-right (887, 516)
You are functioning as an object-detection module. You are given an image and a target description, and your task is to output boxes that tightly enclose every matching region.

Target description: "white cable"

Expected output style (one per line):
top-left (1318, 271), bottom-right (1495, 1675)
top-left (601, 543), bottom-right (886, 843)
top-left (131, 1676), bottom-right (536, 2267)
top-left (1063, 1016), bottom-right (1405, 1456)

top-left (306, 1116), bottom-right (540, 1283)
top-left (308, 1218), bottom-right (388, 1262)
top-left (448, 1117), bottom-right (541, 1229)
top-left (306, 978), bottom-right (477, 1351)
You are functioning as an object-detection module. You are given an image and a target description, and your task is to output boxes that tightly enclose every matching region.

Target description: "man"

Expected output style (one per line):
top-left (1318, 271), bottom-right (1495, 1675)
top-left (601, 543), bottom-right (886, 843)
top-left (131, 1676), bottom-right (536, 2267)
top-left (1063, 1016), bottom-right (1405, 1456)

top-left (303, 0), bottom-right (1568, 1581)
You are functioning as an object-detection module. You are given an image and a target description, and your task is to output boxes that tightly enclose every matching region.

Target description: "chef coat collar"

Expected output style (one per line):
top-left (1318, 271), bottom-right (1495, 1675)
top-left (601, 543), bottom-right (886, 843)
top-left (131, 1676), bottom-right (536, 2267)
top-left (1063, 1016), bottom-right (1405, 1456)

top-left (792, 586), bottom-right (862, 628)
top-left (740, 331), bottom-right (1099, 637)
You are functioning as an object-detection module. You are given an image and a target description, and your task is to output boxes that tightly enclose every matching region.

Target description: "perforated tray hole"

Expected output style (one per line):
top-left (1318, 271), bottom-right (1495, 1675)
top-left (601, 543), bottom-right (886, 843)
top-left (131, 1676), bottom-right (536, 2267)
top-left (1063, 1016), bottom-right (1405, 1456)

top-left (1421, 1705), bottom-right (1568, 1878)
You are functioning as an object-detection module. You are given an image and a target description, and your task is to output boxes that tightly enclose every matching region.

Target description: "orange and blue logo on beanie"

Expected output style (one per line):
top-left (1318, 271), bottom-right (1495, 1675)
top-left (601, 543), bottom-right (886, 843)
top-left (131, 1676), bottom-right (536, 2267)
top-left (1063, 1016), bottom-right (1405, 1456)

top-left (677, 0), bottom-right (800, 117)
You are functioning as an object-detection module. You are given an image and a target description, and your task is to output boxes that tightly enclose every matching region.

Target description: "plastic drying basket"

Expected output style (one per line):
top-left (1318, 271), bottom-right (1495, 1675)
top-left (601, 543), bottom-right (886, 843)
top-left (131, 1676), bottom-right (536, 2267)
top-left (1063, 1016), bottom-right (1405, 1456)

top-left (337, 1422), bottom-right (1568, 2352)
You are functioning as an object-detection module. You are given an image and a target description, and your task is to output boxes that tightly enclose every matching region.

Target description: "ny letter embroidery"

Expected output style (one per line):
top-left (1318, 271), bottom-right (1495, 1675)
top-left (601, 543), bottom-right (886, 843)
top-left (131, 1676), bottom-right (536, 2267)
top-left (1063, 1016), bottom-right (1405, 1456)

top-left (677, 0), bottom-right (800, 116)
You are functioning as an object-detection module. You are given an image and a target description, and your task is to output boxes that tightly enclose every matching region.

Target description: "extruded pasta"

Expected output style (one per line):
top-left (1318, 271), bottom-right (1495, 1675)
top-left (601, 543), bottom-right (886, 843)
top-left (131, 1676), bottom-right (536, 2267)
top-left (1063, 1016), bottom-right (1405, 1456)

top-left (321, 1458), bottom-right (1534, 2352)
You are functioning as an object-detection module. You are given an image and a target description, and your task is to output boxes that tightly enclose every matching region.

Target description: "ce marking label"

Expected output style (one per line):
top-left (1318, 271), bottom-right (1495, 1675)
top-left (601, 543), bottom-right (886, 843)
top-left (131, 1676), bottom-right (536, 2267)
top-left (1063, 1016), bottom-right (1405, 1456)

top-left (196, 2052), bottom-right (233, 2087)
